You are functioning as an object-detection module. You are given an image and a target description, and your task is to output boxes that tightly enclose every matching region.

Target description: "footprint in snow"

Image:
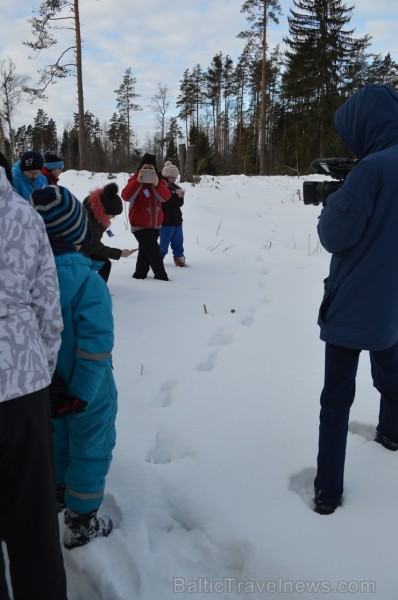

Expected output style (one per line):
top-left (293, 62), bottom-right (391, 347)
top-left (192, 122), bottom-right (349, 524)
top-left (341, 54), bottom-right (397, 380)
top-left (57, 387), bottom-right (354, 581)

top-left (145, 431), bottom-right (192, 465)
top-left (148, 379), bottom-right (179, 408)
top-left (348, 420), bottom-right (376, 442)
top-left (208, 327), bottom-right (234, 347)
top-left (240, 313), bottom-right (255, 326)
top-left (196, 350), bottom-right (218, 372)
top-left (288, 466), bottom-right (316, 510)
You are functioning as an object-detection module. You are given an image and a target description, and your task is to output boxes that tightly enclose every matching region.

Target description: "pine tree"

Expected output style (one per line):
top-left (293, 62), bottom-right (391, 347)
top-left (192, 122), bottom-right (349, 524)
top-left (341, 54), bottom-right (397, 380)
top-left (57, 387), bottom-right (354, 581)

top-left (282, 0), bottom-right (357, 170)
top-left (114, 68), bottom-right (141, 164)
top-left (163, 117), bottom-right (182, 166)
top-left (24, 0), bottom-right (86, 168)
top-left (176, 69), bottom-right (196, 142)
top-left (238, 0), bottom-right (282, 174)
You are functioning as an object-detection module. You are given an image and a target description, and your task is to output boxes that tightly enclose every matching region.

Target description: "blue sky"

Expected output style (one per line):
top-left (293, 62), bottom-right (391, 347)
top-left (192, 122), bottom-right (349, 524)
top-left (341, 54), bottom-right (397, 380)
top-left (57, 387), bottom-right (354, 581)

top-left (1, 0), bottom-right (398, 146)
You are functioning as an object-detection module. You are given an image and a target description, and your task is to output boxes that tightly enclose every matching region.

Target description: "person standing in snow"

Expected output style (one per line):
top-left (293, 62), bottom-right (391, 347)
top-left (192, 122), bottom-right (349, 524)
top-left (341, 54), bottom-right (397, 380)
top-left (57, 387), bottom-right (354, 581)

top-left (314, 84), bottom-right (398, 515)
top-left (160, 161), bottom-right (186, 267)
top-left (41, 151), bottom-right (65, 185)
top-left (80, 182), bottom-right (135, 282)
top-left (0, 154), bottom-right (67, 598)
top-left (30, 185), bottom-right (118, 550)
top-left (11, 150), bottom-right (48, 200)
top-left (121, 152), bottom-right (171, 280)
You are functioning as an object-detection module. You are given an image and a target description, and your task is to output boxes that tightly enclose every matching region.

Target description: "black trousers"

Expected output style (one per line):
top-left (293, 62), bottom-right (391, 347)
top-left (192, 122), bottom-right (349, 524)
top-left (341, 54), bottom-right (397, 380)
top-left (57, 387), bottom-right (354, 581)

top-left (315, 340), bottom-right (398, 508)
top-left (133, 229), bottom-right (168, 280)
top-left (88, 253), bottom-right (112, 283)
top-left (0, 389), bottom-right (67, 600)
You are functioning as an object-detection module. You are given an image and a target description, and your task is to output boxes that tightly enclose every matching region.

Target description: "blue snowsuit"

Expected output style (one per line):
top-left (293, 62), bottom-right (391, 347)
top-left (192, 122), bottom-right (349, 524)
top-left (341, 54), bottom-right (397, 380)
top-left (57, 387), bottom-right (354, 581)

top-left (53, 252), bottom-right (117, 514)
top-left (315, 84), bottom-right (398, 510)
top-left (11, 160), bottom-right (48, 200)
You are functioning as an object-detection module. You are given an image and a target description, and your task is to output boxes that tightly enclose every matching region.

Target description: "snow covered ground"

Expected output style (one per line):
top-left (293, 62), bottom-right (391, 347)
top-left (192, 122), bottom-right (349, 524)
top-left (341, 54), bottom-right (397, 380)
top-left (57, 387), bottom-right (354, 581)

top-left (23, 171), bottom-right (398, 597)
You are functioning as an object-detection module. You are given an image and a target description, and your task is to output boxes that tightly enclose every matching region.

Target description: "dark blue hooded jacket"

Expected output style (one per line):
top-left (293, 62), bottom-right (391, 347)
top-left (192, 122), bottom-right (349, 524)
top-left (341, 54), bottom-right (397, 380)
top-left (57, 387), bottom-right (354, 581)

top-left (318, 84), bottom-right (398, 350)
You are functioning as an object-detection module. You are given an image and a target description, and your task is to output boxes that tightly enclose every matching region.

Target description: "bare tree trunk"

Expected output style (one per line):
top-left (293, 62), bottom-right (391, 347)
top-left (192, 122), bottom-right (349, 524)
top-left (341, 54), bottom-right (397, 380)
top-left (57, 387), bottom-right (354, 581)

top-left (186, 145), bottom-right (194, 182)
top-left (74, 0), bottom-right (85, 169)
top-left (259, 0), bottom-right (267, 175)
top-left (178, 143), bottom-right (186, 182)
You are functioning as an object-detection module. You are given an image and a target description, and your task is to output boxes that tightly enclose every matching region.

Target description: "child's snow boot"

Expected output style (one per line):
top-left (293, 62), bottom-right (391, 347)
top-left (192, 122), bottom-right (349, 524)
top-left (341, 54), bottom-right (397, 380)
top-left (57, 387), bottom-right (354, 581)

top-left (174, 256), bottom-right (186, 267)
top-left (63, 508), bottom-right (113, 550)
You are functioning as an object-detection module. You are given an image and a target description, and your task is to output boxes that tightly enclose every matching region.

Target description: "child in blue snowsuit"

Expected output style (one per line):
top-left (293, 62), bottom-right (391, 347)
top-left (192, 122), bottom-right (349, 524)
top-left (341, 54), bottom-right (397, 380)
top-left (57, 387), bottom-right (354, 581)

top-left (12, 151), bottom-right (47, 199)
top-left (30, 185), bottom-right (118, 550)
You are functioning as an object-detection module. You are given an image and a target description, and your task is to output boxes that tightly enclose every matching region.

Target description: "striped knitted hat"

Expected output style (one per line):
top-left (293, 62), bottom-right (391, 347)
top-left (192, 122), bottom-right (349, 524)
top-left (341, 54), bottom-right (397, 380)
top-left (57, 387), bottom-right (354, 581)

top-left (30, 185), bottom-right (91, 246)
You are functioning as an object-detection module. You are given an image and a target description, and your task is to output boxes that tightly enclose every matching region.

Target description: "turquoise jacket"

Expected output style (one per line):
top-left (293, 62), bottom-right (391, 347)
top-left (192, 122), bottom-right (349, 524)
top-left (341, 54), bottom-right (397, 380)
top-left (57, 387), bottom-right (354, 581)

top-left (11, 160), bottom-right (48, 200)
top-left (52, 252), bottom-right (117, 513)
top-left (318, 85), bottom-right (398, 350)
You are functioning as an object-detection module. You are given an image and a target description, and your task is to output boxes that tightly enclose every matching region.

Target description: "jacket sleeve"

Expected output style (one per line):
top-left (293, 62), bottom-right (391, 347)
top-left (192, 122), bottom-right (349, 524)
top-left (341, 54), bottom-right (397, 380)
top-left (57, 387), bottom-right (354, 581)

top-left (317, 160), bottom-right (379, 254)
top-left (162, 191), bottom-right (184, 211)
top-left (81, 213), bottom-right (122, 260)
top-left (155, 178), bottom-right (172, 202)
top-left (121, 175), bottom-right (140, 201)
top-left (68, 273), bottom-right (115, 403)
top-left (31, 220), bottom-right (63, 376)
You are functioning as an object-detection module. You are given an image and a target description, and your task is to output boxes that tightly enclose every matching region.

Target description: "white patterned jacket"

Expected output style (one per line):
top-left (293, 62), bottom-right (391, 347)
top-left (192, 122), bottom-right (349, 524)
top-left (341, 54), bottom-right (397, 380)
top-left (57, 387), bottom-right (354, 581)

top-left (0, 167), bottom-right (63, 402)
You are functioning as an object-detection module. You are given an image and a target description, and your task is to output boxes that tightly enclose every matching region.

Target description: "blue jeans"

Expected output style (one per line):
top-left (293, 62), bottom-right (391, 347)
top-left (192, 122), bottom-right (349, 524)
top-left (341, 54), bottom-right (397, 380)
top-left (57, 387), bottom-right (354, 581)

top-left (314, 341), bottom-right (398, 507)
top-left (160, 225), bottom-right (184, 258)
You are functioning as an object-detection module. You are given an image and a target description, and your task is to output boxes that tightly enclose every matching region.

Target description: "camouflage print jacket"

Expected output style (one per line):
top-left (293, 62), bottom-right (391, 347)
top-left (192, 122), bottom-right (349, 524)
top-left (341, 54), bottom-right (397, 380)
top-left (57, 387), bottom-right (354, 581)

top-left (0, 167), bottom-right (63, 402)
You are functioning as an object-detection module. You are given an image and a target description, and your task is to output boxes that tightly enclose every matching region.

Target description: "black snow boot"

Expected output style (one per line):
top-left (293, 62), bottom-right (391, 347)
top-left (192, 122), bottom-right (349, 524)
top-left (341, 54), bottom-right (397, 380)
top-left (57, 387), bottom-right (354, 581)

top-left (374, 429), bottom-right (398, 451)
top-left (63, 508), bottom-right (113, 550)
top-left (56, 483), bottom-right (66, 513)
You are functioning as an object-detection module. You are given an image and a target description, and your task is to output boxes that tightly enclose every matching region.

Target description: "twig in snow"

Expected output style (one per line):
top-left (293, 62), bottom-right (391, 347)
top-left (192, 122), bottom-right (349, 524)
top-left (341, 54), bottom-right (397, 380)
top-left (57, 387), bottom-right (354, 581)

top-left (208, 239), bottom-right (224, 251)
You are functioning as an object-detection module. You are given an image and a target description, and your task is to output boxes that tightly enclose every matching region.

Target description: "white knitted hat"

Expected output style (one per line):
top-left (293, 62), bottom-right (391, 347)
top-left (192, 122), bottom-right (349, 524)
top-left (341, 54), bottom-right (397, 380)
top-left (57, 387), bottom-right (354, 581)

top-left (162, 161), bottom-right (179, 179)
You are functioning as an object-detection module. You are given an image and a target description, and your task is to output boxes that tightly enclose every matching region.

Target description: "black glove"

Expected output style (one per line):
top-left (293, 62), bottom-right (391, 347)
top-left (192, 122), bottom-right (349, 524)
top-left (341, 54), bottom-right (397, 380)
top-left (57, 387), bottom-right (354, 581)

top-left (49, 372), bottom-right (87, 418)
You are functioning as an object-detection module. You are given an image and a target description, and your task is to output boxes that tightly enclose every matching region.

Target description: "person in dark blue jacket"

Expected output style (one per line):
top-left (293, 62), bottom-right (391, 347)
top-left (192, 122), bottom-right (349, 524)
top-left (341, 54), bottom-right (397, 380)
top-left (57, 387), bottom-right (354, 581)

top-left (30, 185), bottom-right (118, 550)
top-left (314, 84), bottom-right (398, 515)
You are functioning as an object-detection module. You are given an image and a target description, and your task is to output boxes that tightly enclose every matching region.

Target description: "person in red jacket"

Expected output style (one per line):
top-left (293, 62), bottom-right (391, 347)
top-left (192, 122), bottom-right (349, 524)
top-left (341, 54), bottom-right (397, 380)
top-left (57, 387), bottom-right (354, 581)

top-left (121, 153), bottom-right (171, 280)
top-left (41, 151), bottom-right (64, 185)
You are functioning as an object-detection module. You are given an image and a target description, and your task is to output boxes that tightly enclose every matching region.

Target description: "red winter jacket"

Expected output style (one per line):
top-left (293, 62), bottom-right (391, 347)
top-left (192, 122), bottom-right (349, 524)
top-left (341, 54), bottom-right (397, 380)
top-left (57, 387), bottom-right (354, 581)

top-left (121, 174), bottom-right (171, 231)
top-left (41, 167), bottom-right (60, 185)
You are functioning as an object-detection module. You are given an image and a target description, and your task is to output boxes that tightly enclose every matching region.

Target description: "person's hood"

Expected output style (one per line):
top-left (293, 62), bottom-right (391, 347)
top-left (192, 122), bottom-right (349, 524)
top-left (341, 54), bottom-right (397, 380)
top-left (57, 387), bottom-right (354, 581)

top-left (0, 166), bottom-right (14, 200)
top-left (84, 189), bottom-right (111, 228)
top-left (334, 84), bottom-right (398, 159)
top-left (54, 252), bottom-right (95, 310)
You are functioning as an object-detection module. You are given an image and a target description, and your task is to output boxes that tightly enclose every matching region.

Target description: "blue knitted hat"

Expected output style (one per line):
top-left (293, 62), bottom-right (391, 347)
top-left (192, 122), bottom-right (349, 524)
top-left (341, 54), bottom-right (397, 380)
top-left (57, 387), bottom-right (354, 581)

top-left (29, 185), bottom-right (91, 246)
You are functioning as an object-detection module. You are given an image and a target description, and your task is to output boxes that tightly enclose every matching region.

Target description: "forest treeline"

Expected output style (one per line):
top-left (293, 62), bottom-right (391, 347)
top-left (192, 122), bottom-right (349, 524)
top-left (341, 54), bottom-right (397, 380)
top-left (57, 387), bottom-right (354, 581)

top-left (1, 0), bottom-right (397, 176)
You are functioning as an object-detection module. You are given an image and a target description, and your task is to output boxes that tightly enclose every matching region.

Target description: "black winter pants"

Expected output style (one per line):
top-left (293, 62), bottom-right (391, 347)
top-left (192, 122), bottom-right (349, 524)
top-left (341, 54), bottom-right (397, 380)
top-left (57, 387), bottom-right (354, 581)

top-left (0, 389), bottom-right (67, 600)
top-left (133, 229), bottom-right (168, 280)
top-left (88, 253), bottom-right (112, 283)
